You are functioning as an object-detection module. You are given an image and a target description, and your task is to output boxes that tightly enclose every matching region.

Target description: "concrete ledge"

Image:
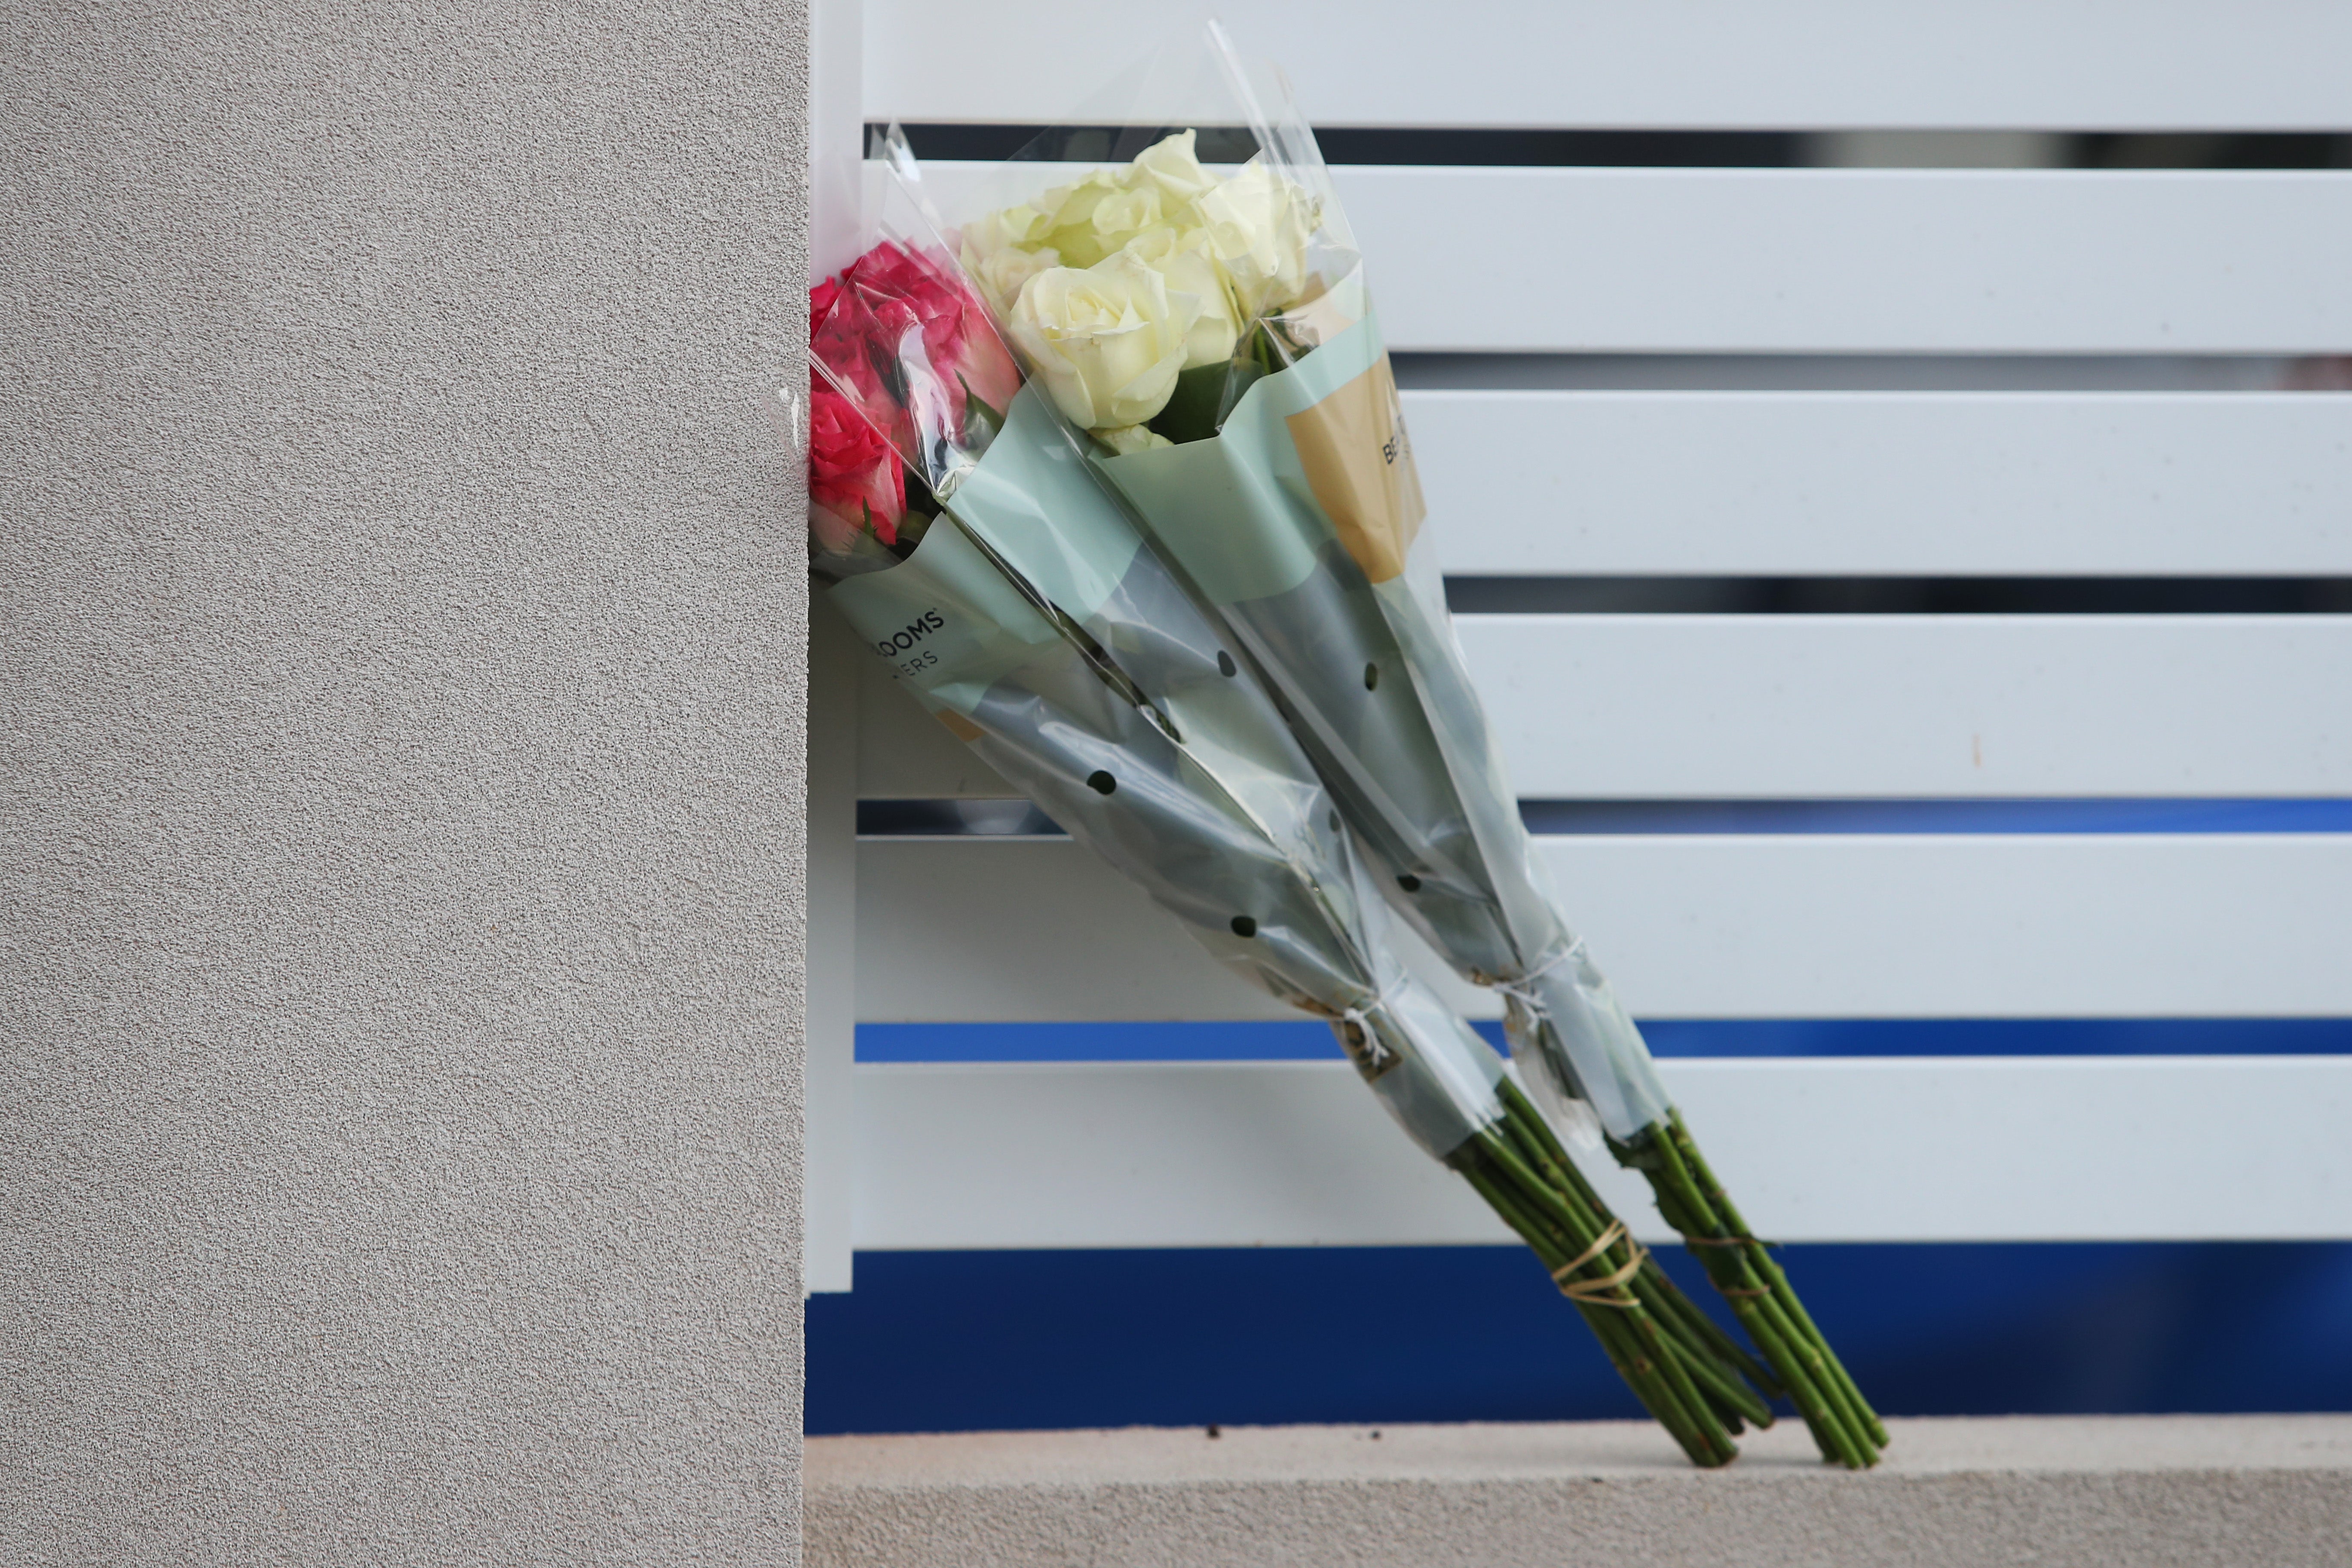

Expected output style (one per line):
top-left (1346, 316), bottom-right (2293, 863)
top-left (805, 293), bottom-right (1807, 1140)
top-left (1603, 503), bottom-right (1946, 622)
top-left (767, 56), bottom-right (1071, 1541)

top-left (808, 1415), bottom-right (2352, 1567)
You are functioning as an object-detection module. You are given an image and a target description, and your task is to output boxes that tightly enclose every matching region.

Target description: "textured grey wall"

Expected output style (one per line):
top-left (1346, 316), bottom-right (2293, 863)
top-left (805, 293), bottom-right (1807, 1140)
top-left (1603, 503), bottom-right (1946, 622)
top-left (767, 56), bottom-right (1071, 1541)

top-left (1, 4), bottom-right (809, 1563)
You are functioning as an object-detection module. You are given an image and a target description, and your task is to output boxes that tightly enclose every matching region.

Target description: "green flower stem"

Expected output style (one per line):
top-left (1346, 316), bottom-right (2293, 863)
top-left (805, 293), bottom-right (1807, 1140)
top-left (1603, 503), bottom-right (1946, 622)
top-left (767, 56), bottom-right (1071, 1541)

top-left (1499, 1152), bottom-right (1740, 1466)
top-left (1645, 1263), bottom-right (1781, 1400)
top-left (1767, 1249), bottom-right (1888, 1447)
top-left (1634, 1306), bottom-right (1738, 1464)
top-left (1475, 1130), bottom-right (1601, 1249)
top-left (1482, 1105), bottom-right (1767, 1442)
top-left (1494, 1093), bottom-right (1579, 1188)
top-left (1637, 1123), bottom-right (1845, 1462)
top-left (1669, 1115), bottom-right (1891, 1453)
top-left (1630, 1272), bottom-right (1761, 1433)
top-left (1452, 1084), bottom-right (1851, 1469)
top-left (1641, 1118), bottom-right (1876, 1469)
top-left (1461, 1139), bottom-right (1735, 1466)
top-left (1660, 1332), bottom-right (1773, 1431)
top-left (1640, 1206), bottom-right (1841, 1459)
top-left (1657, 1114), bottom-right (1879, 1458)
top-left (1496, 1079), bottom-right (1780, 1400)
top-left (1755, 1283), bottom-right (1869, 1470)
top-left (1456, 1159), bottom-right (1723, 1467)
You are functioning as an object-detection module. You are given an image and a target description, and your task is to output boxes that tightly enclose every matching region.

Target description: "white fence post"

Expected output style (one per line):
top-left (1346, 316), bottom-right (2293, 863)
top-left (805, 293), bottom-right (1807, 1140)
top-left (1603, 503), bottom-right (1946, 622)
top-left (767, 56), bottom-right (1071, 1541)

top-left (802, 0), bottom-right (865, 1294)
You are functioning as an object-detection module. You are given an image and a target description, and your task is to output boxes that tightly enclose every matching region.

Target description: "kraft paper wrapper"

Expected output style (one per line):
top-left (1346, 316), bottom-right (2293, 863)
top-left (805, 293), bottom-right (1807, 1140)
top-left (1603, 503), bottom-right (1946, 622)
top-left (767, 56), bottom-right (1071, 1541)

top-left (1284, 353), bottom-right (1426, 585)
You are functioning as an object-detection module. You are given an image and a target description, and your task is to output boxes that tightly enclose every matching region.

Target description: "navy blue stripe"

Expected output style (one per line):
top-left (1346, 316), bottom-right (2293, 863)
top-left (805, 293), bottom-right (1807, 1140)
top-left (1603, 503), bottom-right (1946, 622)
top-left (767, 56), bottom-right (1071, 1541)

top-left (808, 1242), bottom-right (2352, 1433)
top-left (858, 1018), bottom-right (2352, 1063)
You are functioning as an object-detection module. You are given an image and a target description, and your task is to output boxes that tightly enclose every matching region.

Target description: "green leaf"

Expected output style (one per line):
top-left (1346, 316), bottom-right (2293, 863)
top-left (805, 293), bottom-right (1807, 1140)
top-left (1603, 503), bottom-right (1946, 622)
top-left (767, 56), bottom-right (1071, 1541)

top-left (1149, 361), bottom-right (1258, 445)
top-left (958, 372), bottom-right (1006, 438)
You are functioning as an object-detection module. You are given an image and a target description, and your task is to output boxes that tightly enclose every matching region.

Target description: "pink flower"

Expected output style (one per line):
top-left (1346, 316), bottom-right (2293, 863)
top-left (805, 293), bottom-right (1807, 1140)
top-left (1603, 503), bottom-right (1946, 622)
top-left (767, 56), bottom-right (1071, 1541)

top-left (846, 242), bottom-right (977, 363)
top-left (808, 381), bottom-right (905, 548)
top-left (809, 275), bottom-right (845, 341)
top-left (810, 271), bottom-right (893, 412)
top-left (803, 243), bottom-right (1029, 558)
top-left (847, 241), bottom-right (1022, 429)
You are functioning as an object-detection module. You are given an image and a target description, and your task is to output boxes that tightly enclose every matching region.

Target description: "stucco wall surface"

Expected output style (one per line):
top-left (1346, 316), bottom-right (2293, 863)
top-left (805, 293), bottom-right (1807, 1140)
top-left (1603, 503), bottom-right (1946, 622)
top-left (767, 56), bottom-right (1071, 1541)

top-left (1, 4), bottom-right (811, 1563)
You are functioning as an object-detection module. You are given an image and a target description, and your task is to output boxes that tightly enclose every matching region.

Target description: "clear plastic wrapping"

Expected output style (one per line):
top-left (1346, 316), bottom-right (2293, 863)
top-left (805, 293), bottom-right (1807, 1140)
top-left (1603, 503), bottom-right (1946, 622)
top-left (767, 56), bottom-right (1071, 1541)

top-left (908, 30), bottom-right (1670, 1142)
top-left (807, 211), bottom-right (1504, 1161)
top-left (858, 30), bottom-right (1888, 1471)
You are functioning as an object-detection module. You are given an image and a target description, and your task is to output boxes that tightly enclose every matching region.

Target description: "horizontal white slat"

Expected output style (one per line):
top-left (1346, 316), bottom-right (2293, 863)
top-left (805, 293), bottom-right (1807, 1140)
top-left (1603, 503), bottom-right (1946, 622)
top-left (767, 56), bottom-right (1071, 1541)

top-left (1462, 616), bottom-right (2352, 799)
top-left (911, 165), bottom-right (2352, 354)
top-left (854, 649), bottom-right (1015, 798)
top-left (857, 835), bottom-right (2352, 1020)
top-left (867, 0), bottom-right (2352, 131)
top-left (1414, 393), bottom-right (2352, 576)
top-left (1363, 170), bottom-right (2352, 353)
top-left (858, 616), bottom-right (2352, 799)
top-left (845, 395), bottom-right (2352, 593)
top-left (854, 1057), bottom-right (2352, 1246)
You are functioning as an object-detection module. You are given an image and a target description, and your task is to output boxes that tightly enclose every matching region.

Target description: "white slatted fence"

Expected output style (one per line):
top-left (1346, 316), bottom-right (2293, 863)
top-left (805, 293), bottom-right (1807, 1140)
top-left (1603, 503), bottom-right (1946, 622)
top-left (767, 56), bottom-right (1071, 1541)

top-left (805, 0), bottom-right (2352, 1290)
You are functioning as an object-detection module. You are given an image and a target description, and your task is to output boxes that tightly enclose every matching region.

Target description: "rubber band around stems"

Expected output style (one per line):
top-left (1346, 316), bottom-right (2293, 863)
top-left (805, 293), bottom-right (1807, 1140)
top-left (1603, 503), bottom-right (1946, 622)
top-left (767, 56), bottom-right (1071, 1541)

top-left (1549, 1219), bottom-right (1648, 1308)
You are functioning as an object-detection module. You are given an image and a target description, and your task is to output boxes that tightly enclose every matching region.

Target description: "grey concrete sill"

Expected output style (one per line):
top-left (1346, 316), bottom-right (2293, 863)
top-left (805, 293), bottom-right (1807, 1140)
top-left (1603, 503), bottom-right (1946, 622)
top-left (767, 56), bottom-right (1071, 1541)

top-left (808, 1415), bottom-right (2352, 1567)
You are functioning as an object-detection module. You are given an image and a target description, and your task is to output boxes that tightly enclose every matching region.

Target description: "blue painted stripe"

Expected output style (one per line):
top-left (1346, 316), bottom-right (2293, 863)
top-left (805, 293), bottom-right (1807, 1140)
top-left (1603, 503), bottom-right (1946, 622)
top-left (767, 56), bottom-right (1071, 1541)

top-left (858, 1018), bottom-right (2352, 1063)
top-left (1519, 798), bottom-right (2352, 835)
top-left (859, 1020), bottom-right (1341, 1062)
top-left (807, 1241), bottom-right (2352, 1434)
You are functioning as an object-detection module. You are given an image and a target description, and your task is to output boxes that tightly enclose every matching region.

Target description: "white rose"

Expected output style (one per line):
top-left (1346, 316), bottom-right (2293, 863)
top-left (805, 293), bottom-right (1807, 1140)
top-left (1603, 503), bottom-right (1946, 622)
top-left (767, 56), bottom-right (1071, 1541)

top-left (961, 204), bottom-right (1052, 257)
top-left (1122, 226), bottom-right (1238, 369)
top-left (962, 236), bottom-right (1060, 316)
top-left (959, 207), bottom-right (1060, 311)
top-left (1087, 183), bottom-right (1166, 254)
top-left (1128, 129), bottom-right (1219, 203)
top-left (1007, 251), bottom-right (1204, 431)
top-left (1096, 423), bottom-right (1173, 455)
top-left (1030, 171), bottom-right (1124, 266)
top-left (1196, 161), bottom-right (1316, 313)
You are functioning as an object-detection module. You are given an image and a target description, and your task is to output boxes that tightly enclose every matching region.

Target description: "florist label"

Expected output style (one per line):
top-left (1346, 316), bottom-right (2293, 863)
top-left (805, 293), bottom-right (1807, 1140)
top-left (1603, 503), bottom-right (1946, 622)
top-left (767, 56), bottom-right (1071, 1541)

top-left (827, 517), bottom-right (1061, 715)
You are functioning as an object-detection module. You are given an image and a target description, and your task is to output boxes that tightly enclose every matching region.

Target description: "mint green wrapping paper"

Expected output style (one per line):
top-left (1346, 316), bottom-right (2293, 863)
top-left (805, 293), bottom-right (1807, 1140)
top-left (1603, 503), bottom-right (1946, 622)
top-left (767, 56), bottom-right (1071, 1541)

top-left (827, 383), bottom-right (1504, 1161)
top-left (1096, 317), bottom-right (1672, 1143)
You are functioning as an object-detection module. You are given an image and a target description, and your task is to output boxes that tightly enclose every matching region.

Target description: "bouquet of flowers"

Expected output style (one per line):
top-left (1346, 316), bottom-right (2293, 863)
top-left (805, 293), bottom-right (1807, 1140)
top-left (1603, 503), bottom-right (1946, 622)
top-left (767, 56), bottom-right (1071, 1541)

top-left (804, 222), bottom-right (1773, 1466)
top-left (905, 29), bottom-right (1884, 1468)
